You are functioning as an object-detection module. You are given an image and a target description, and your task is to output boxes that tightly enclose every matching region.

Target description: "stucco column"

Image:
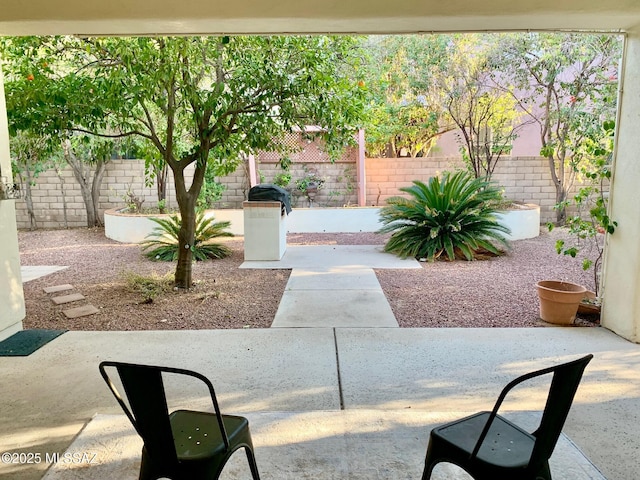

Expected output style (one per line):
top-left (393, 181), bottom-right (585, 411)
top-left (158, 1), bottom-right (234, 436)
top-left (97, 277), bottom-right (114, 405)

top-left (356, 128), bottom-right (366, 206)
top-left (601, 31), bottom-right (640, 342)
top-left (0, 64), bottom-right (25, 340)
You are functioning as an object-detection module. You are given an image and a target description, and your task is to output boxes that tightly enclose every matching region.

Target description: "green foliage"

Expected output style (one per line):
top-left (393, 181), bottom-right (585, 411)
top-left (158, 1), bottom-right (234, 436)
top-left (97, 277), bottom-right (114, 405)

top-left (196, 168), bottom-right (226, 210)
top-left (495, 32), bottom-right (621, 223)
top-left (1, 34), bottom-right (366, 288)
top-left (273, 156), bottom-right (292, 187)
top-left (362, 35), bottom-right (452, 157)
top-left (378, 170), bottom-right (510, 261)
top-left (123, 270), bottom-right (174, 303)
top-left (328, 165), bottom-right (356, 206)
top-left (548, 120), bottom-right (617, 296)
top-left (273, 172), bottom-right (292, 188)
top-left (295, 170), bottom-right (325, 193)
top-left (441, 35), bottom-right (523, 180)
top-left (141, 211), bottom-right (233, 261)
top-left (122, 185), bottom-right (145, 213)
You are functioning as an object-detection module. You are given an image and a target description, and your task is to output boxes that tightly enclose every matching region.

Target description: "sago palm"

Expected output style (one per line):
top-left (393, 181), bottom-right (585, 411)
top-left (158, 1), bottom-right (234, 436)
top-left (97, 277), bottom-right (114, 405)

top-left (378, 170), bottom-right (510, 261)
top-left (141, 211), bottom-right (233, 261)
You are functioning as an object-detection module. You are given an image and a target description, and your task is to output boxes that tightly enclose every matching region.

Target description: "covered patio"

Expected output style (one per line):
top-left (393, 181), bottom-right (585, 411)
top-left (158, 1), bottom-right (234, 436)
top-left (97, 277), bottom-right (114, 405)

top-left (1, 327), bottom-right (638, 479)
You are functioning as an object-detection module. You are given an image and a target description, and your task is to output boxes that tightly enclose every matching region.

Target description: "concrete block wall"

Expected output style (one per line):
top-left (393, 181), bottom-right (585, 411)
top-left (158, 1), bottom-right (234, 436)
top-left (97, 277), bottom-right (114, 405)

top-left (15, 155), bottom-right (574, 229)
top-left (211, 160), bottom-right (358, 209)
top-left (491, 156), bottom-right (560, 216)
top-left (365, 157), bottom-right (463, 206)
top-left (16, 168), bottom-right (86, 229)
top-left (365, 156), bottom-right (568, 223)
top-left (15, 160), bottom-right (188, 229)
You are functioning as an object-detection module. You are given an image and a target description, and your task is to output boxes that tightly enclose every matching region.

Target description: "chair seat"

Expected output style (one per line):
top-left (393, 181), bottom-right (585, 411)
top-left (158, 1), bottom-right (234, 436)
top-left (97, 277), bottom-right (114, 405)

top-left (171, 410), bottom-right (249, 461)
top-left (99, 361), bottom-right (260, 480)
top-left (433, 411), bottom-right (535, 469)
top-left (422, 355), bottom-right (592, 480)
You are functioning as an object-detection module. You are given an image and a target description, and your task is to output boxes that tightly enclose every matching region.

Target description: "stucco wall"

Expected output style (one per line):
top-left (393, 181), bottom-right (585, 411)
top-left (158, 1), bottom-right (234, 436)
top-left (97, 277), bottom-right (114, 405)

top-left (0, 67), bottom-right (25, 340)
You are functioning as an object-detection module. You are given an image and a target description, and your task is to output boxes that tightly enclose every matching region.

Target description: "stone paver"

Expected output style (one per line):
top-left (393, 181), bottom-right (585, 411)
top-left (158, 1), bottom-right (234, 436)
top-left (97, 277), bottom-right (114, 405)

top-left (43, 284), bottom-right (74, 294)
top-left (52, 293), bottom-right (85, 305)
top-left (62, 304), bottom-right (99, 319)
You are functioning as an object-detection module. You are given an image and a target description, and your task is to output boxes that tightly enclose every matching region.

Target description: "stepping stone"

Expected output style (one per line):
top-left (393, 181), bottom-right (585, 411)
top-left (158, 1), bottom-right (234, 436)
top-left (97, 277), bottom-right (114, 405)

top-left (63, 304), bottom-right (99, 319)
top-left (43, 284), bottom-right (74, 294)
top-left (52, 293), bottom-right (85, 305)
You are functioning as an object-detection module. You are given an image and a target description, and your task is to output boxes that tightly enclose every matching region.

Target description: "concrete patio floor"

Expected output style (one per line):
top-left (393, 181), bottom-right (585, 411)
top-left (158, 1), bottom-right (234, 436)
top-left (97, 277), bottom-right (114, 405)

top-left (1, 327), bottom-right (639, 479)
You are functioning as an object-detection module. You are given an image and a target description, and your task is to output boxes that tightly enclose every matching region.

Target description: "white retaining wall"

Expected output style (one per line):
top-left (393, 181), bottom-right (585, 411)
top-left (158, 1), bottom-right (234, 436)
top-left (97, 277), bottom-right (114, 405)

top-left (105, 205), bottom-right (540, 242)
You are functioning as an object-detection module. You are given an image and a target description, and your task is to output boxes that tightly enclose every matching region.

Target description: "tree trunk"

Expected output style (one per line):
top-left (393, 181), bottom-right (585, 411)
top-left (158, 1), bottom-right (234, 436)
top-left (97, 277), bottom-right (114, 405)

top-left (175, 198), bottom-right (196, 289)
top-left (172, 164), bottom-right (195, 289)
top-left (172, 158), bottom-right (208, 289)
top-left (18, 169), bottom-right (38, 230)
top-left (55, 165), bottom-right (69, 228)
top-left (64, 141), bottom-right (107, 228)
top-left (156, 162), bottom-right (169, 210)
top-left (555, 187), bottom-right (567, 225)
top-left (91, 157), bottom-right (107, 227)
top-left (79, 181), bottom-right (98, 227)
top-left (547, 153), bottom-right (568, 225)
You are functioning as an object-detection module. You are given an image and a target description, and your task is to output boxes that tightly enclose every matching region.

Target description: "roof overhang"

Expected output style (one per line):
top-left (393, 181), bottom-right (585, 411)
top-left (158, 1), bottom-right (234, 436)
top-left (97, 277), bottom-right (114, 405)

top-left (0, 0), bottom-right (638, 36)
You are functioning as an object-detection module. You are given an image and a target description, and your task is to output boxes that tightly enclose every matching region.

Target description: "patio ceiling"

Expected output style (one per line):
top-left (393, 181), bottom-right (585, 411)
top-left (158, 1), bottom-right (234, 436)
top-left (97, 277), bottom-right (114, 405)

top-left (0, 0), bottom-right (638, 36)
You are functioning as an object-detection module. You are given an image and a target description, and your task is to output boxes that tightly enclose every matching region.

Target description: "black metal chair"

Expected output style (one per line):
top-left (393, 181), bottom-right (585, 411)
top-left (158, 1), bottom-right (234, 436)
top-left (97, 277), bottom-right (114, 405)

top-left (99, 361), bottom-right (260, 480)
top-left (421, 354), bottom-right (593, 480)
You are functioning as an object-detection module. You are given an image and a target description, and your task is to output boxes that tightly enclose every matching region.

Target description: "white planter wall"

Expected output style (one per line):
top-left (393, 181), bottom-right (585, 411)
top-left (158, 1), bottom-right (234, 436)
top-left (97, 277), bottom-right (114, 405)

top-left (105, 205), bottom-right (540, 243)
top-left (495, 204), bottom-right (541, 241)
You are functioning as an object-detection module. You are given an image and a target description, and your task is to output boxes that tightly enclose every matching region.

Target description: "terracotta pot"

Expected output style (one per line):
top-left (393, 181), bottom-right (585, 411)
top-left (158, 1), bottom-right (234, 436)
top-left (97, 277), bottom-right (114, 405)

top-left (536, 280), bottom-right (587, 325)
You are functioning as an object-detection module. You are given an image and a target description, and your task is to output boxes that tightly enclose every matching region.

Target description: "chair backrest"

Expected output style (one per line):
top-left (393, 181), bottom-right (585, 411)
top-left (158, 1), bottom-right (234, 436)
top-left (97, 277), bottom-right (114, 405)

top-left (99, 362), bottom-right (179, 464)
top-left (530, 354), bottom-right (593, 468)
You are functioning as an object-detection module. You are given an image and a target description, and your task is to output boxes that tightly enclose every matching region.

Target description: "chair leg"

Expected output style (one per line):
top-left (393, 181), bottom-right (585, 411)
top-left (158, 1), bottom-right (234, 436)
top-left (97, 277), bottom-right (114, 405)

top-left (422, 457), bottom-right (439, 480)
top-left (138, 452), bottom-right (158, 480)
top-left (245, 446), bottom-right (261, 480)
top-left (535, 461), bottom-right (552, 480)
top-left (421, 438), bottom-right (440, 480)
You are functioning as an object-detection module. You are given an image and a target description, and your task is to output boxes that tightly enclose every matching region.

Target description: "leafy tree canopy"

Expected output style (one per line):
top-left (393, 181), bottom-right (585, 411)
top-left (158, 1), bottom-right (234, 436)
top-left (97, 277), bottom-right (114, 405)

top-left (2, 35), bottom-right (367, 287)
top-left (492, 32), bottom-right (621, 223)
top-left (362, 35), bottom-right (453, 157)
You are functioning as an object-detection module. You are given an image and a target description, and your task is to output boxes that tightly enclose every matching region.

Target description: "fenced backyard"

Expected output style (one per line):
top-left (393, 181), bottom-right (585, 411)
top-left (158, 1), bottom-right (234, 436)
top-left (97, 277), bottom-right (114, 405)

top-left (14, 154), bottom-right (568, 230)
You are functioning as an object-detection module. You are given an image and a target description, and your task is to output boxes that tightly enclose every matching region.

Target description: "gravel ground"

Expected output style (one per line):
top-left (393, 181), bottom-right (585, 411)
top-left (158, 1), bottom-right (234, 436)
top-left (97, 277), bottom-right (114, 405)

top-left (377, 230), bottom-right (598, 328)
top-left (18, 227), bottom-right (599, 331)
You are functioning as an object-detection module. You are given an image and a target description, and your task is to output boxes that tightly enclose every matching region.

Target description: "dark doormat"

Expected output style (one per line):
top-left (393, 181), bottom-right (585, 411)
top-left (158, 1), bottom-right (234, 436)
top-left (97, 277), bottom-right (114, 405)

top-left (0, 329), bottom-right (67, 357)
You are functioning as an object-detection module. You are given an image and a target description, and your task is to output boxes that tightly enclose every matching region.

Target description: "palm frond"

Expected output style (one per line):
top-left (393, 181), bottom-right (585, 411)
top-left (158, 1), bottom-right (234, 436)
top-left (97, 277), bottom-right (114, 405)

top-left (141, 211), bottom-right (233, 261)
top-left (377, 170), bottom-right (510, 261)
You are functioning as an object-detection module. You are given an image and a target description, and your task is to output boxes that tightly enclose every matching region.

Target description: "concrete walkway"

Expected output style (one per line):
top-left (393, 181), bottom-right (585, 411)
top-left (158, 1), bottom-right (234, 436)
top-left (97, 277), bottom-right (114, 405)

top-left (273, 267), bottom-right (398, 327)
top-left (242, 245), bottom-right (420, 328)
top-left (20, 265), bottom-right (68, 283)
top-left (240, 245), bottom-right (422, 270)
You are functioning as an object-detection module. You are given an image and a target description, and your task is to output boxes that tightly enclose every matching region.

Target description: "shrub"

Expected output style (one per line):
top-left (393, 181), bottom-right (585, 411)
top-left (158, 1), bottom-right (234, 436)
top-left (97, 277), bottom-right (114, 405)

top-left (141, 211), bottom-right (233, 261)
top-left (378, 170), bottom-right (510, 261)
top-left (123, 271), bottom-right (174, 303)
